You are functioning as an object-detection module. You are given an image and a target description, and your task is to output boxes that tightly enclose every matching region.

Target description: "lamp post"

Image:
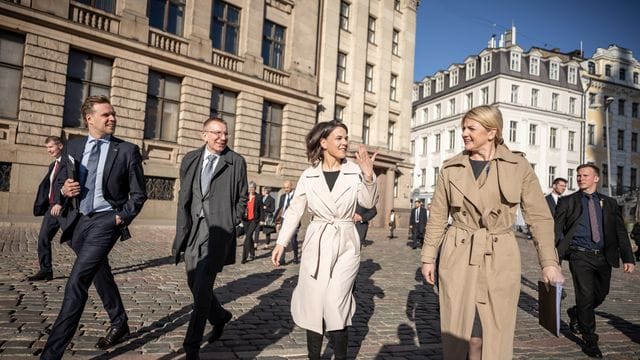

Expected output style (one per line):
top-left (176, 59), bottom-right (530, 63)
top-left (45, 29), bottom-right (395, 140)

top-left (604, 96), bottom-right (614, 196)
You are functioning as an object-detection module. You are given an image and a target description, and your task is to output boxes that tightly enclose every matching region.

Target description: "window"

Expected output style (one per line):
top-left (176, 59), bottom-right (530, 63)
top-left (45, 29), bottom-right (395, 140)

top-left (435, 103), bottom-right (441, 119)
top-left (632, 132), bottom-right (638, 152)
top-left (260, 101), bottom-right (283, 158)
top-left (602, 163), bottom-right (608, 187)
top-left (568, 66), bottom-right (577, 84)
top-left (617, 166), bottom-right (623, 194)
top-left (510, 52), bottom-right (521, 71)
top-left (603, 126), bottom-right (607, 147)
top-left (410, 139), bottom-right (415, 155)
top-left (569, 97), bottom-right (577, 115)
top-left (634, 72), bottom-right (639, 85)
top-left (421, 168), bottom-right (426, 187)
top-left (588, 124), bottom-right (595, 145)
top-left (77, 0), bottom-right (114, 12)
top-left (448, 129), bottom-right (455, 149)
top-left (392, 29), bottom-right (400, 56)
top-left (548, 166), bottom-right (556, 187)
top-left (393, 175), bottom-right (398, 198)
top-left (149, 0), bottom-right (185, 36)
top-left (390, 74), bottom-right (398, 101)
top-left (334, 105), bottom-right (344, 122)
top-left (210, 87), bottom-right (237, 147)
top-left (481, 54), bottom-right (491, 74)
top-left (465, 92), bottom-right (473, 110)
top-left (549, 62), bottom-right (559, 80)
top-left (633, 102), bottom-right (638, 118)
top-left (568, 131), bottom-right (575, 151)
top-left (422, 136), bottom-right (428, 155)
top-left (433, 167), bottom-right (439, 186)
top-left (510, 84), bottom-right (519, 103)
top-left (529, 124), bottom-right (537, 145)
top-left (62, 50), bottom-right (112, 127)
top-left (394, 0), bottom-right (401, 11)
top-left (605, 64), bottom-right (611, 76)
top-left (339, 1), bottom-right (349, 30)
top-left (367, 16), bottom-right (376, 43)
top-left (531, 88), bottom-right (539, 107)
top-left (631, 168), bottom-right (637, 190)
top-left (387, 120), bottom-right (395, 149)
top-left (365, 63), bottom-right (374, 92)
top-left (423, 81), bottom-right (431, 96)
top-left (549, 127), bottom-right (557, 148)
top-left (480, 87), bottom-right (489, 105)
top-left (619, 68), bottom-right (626, 81)
top-left (551, 93), bottom-right (559, 111)
top-left (589, 92), bottom-right (595, 106)
top-left (337, 52), bottom-right (347, 82)
top-left (618, 99), bottom-right (625, 115)
top-left (617, 130), bottom-right (624, 151)
top-left (568, 169), bottom-right (575, 190)
top-left (262, 20), bottom-right (286, 70)
top-left (509, 121), bottom-right (517, 142)
top-left (466, 61), bottom-right (476, 80)
top-left (0, 30), bottom-right (25, 120)
top-left (588, 61), bottom-right (595, 74)
top-left (434, 133), bottom-right (441, 152)
top-left (145, 70), bottom-right (181, 142)
top-left (362, 114), bottom-right (370, 145)
top-left (211, 1), bottom-right (240, 54)
top-left (422, 108), bottom-right (428, 123)
top-left (448, 98), bottom-right (455, 116)
top-left (0, 162), bottom-right (12, 192)
top-left (449, 69), bottom-right (458, 87)
top-left (435, 76), bottom-right (444, 92)
top-left (529, 56), bottom-right (540, 76)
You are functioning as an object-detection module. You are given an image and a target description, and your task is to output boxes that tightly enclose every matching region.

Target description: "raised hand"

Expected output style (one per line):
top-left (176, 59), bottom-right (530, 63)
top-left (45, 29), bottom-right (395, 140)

top-left (354, 144), bottom-right (377, 182)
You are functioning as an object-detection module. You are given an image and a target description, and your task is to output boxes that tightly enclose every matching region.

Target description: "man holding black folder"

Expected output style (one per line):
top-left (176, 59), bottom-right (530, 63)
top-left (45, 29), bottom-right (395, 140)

top-left (555, 164), bottom-right (635, 358)
top-left (41, 96), bottom-right (147, 359)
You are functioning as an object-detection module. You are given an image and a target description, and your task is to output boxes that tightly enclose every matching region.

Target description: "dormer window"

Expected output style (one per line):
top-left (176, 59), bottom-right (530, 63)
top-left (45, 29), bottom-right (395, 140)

top-left (529, 56), bottom-right (540, 76)
top-left (510, 52), bottom-right (521, 71)
top-left (549, 62), bottom-right (559, 80)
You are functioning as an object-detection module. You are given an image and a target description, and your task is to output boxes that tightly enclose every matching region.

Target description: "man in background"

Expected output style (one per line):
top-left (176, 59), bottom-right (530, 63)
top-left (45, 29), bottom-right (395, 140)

top-left (545, 177), bottom-right (567, 217)
top-left (275, 180), bottom-right (299, 264)
top-left (410, 200), bottom-right (427, 249)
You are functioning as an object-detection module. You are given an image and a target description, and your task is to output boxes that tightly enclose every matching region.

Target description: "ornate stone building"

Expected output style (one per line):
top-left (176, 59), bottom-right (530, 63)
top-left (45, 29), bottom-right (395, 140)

top-left (0, 0), bottom-right (417, 223)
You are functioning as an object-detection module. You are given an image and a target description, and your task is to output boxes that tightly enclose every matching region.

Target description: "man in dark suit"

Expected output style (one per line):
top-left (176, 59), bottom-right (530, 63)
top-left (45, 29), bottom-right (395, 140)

top-left (410, 200), bottom-right (427, 249)
top-left (555, 164), bottom-right (635, 358)
top-left (275, 180), bottom-right (299, 264)
top-left (41, 96), bottom-right (147, 359)
top-left (172, 117), bottom-right (247, 360)
top-left (354, 204), bottom-right (378, 247)
top-left (545, 177), bottom-right (567, 217)
top-left (29, 136), bottom-right (64, 281)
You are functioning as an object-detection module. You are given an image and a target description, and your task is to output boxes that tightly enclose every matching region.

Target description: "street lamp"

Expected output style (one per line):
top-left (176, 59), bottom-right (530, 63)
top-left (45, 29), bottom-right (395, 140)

top-left (604, 96), bottom-right (614, 196)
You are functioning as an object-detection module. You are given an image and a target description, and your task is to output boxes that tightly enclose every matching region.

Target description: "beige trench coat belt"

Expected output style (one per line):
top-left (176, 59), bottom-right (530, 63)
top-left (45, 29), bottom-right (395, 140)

top-left (450, 221), bottom-right (513, 304)
top-left (309, 218), bottom-right (356, 280)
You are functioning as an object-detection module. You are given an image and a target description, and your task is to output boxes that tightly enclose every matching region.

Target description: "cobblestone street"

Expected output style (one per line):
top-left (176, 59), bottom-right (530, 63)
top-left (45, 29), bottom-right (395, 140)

top-left (0, 220), bottom-right (638, 359)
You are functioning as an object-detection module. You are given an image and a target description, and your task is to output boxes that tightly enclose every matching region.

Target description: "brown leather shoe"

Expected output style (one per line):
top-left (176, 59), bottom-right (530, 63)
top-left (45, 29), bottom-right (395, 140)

top-left (95, 324), bottom-right (130, 349)
top-left (208, 310), bottom-right (232, 343)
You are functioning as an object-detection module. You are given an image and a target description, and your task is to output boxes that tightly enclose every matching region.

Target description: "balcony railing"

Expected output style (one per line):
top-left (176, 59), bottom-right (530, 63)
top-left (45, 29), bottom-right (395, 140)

top-left (148, 28), bottom-right (188, 56)
top-left (263, 67), bottom-right (289, 87)
top-left (212, 49), bottom-right (243, 72)
top-left (69, 1), bottom-right (120, 34)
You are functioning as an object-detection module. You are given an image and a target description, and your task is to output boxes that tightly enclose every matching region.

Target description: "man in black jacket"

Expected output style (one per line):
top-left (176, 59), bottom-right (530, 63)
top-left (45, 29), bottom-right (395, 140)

top-left (354, 204), bottom-right (377, 247)
top-left (29, 136), bottom-right (64, 281)
top-left (409, 200), bottom-right (427, 249)
top-left (555, 164), bottom-right (635, 358)
top-left (545, 177), bottom-right (567, 217)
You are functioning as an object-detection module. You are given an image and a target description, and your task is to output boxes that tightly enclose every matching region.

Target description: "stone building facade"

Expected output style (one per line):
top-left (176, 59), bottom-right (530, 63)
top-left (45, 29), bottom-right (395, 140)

top-left (0, 0), bottom-right (417, 223)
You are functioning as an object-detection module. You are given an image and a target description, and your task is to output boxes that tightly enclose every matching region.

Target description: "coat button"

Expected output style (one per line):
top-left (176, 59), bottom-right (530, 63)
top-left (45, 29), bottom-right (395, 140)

top-left (461, 238), bottom-right (465, 243)
top-left (493, 237), bottom-right (498, 242)
top-left (497, 209), bottom-right (502, 214)
top-left (462, 210), bottom-right (467, 216)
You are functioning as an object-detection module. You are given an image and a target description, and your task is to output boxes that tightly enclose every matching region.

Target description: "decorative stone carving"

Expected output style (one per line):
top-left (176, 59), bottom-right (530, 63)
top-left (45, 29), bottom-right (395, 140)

top-left (266, 0), bottom-right (294, 14)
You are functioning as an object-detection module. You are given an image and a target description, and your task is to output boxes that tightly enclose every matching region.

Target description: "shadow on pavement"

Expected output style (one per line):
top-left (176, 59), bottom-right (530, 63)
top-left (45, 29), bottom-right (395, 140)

top-left (406, 267), bottom-right (441, 347)
top-left (111, 255), bottom-right (174, 275)
top-left (595, 310), bottom-right (640, 344)
top-left (374, 323), bottom-right (421, 359)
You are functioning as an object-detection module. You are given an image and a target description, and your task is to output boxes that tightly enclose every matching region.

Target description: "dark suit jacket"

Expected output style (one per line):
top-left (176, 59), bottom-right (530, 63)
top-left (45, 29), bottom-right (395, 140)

top-left (275, 192), bottom-right (292, 222)
top-left (410, 206), bottom-right (428, 228)
top-left (260, 194), bottom-right (275, 221)
top-left (555, 191), bottom-right (635, 267)
top-left (172, 146), bottom-right (248, 269)
top-left (355, 204), bottom-right (378, 242)
top-left (545, 194), bottom-right (557, 218)
top-left (55, 136), bottom-right (147, 241)
top-left (33, 161), bottom-right (56, 216)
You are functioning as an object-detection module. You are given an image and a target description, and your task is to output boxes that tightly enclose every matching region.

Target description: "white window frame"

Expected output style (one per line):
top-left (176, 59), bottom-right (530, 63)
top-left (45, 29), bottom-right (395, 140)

top-left (510, 84), bottom-right (519, 103)
top-left (481, 54), bottom-right (492, 74)
top-left (510, 51), bottom-right (521, 71)
top-left (529, 56), bottom-right (540, 76)
top-left (449, 69), bottom-right (459, 87)
top-left (466, 61), bottom-right (476, 80)
top-left (568, 66), bottom-right (577, 84)
top-left (549, 61), bottom-right (559, 80)
top-left (435, 75), bottom-right (444, 92)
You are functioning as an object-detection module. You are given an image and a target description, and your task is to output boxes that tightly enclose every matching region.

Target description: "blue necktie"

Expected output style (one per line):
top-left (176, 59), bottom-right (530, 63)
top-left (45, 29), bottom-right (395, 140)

top-left (79, 140), bottom-right (101, 215)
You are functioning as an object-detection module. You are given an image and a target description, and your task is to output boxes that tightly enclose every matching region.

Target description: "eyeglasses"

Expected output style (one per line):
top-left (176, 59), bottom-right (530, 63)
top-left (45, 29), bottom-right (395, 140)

top-left (204, 130), bottom-right (229, 137)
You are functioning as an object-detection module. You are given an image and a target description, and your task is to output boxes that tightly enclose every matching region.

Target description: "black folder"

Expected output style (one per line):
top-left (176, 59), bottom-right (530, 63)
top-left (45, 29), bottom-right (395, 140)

top-left (538, 281), bottom-right (562, 337)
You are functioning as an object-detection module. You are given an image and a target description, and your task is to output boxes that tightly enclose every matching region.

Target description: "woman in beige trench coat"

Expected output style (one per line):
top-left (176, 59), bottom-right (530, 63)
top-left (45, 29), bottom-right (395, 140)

top-left (272, 120), bottom-right (378, 360)
top-left (421, 106), bottom-right (564, 360)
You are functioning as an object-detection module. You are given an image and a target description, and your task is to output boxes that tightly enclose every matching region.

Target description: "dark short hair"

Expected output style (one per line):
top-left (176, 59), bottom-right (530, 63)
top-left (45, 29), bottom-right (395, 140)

top-left (44, 136), bottom-right (62, 145)
top-left (203, 117), bottom-right (227, 129)
top-left (81, 95), bottom-right (111, 125)
top-left (305, 120), bottom-right (348, 166)
top-left (577, 163), bottom-right (600, 176)
top-left (552, 177), bottom-right (568, 185)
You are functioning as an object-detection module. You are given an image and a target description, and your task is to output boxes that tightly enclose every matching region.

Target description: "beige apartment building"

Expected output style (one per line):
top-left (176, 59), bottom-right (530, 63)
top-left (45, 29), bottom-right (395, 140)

top-left (0, 0), bottom-right (417, 224)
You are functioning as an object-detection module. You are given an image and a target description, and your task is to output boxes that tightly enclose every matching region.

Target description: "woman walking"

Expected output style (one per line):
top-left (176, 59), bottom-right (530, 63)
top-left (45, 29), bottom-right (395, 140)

top-left (272, 120), bottom-right (378, 359)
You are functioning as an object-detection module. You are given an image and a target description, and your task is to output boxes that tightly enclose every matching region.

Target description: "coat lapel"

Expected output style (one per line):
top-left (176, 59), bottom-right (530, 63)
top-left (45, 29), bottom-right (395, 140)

top-left (331, 161), bottom-right (359, 204)
top-left (102, 138), bottom-right (120, 188)
top-left (306, 164), bottom-right (337, 215)
top-left (448, 157), bottom-right (483, 212)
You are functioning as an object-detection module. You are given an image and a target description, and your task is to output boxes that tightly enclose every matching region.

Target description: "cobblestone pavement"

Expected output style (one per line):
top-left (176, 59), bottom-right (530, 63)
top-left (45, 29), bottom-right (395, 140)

top-left (0, 221), bottom-right (638, 359)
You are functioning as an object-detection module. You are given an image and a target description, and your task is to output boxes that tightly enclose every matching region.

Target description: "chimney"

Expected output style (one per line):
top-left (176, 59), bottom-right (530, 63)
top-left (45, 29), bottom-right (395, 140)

top-left (487, 34), bottom-right (496, 49)
top-left (499, 33), bottom-right (504, 48)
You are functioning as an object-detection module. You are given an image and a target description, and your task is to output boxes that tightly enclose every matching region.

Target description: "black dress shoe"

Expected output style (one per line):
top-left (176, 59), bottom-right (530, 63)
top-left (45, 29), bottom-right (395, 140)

top-left (567, 306), bottom-right (581, 334)
top-left (28, 270), bottom-right (53, 281)
top-left (583, 341), bottom-right (603, 358)
top-left (95, 324), bottom-right (130, 349)
top-left (208, 310), bottom-right (232, 343)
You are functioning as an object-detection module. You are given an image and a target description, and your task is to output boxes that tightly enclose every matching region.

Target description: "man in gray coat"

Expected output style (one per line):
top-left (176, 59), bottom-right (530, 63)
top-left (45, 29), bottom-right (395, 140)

top-left (172, 117), bottom-right (248, 360)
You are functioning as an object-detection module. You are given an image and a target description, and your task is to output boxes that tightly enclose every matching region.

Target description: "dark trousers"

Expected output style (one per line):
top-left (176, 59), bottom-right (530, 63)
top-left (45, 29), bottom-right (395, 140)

top-left (41, 211), bottom-right (127, 360)
top-left (37, 210), bottom-right (61, 272)
top-left (280, 224), bottom-right (300, 264)
top-left (242, 220), bottom-right (259, 261)
top-left (183, 218), bottom-right (227, 355)
top-left (411, 224), bottom-right (424, 248)
top-left (568, 250), bottom-right (612, 340)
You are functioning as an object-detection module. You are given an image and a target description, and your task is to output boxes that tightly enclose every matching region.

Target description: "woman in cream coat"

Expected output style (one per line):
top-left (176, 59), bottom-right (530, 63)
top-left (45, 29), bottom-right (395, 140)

top-left (421, 106), bottom-right (564, 360)
top-left (272, 120), bottom-right (378, 360)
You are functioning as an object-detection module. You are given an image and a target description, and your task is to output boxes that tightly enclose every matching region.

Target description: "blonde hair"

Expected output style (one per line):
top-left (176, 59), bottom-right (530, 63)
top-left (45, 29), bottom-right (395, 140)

top-left (461, 105), bottom-right (504, 146)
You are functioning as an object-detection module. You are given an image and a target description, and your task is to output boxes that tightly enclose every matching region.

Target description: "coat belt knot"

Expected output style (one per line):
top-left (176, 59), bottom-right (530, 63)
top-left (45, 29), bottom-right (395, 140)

top-left (310, 218), bottom-right (355, 280)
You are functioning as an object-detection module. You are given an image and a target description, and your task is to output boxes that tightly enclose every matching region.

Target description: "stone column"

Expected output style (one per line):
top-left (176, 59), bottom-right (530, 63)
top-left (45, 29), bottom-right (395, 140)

top-left (110, 58), bottom-right (149, 146)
